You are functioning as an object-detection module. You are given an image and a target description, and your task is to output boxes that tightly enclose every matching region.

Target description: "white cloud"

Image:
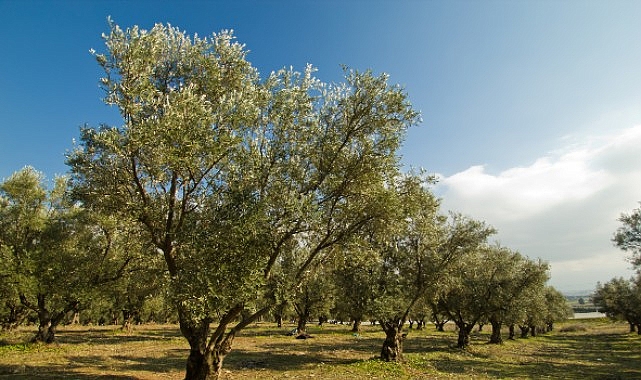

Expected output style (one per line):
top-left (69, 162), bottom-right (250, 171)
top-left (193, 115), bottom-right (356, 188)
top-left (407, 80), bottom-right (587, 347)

top-left (435, 125), bottom-right (641, 292)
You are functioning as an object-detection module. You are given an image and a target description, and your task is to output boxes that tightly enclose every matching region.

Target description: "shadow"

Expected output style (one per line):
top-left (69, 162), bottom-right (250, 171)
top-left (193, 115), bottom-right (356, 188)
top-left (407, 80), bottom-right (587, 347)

top-left (62, 349), bottom-right (187, 375)
top-left (0, 364), bottom-right (138, 379)
top-left (55, 325), bottom-right (182, 345)
top-left (421, 331), bottom-right (641, 380)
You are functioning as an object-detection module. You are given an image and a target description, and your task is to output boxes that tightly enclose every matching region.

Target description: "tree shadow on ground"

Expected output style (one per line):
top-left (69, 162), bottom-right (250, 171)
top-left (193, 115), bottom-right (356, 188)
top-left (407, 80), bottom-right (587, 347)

top-left (55, 326), bottom-right (182, 345)
top-left (62, 349), bottom-right (186, 375)
top-left (425, 332), bottom-right (641, 380)
top-left (0, 364), bottom-right (138, 379)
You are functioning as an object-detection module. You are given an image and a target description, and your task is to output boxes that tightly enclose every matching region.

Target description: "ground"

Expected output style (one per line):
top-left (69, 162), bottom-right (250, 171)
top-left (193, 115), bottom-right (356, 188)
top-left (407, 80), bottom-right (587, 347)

top-left (0, 319), bottom-right (638, 379)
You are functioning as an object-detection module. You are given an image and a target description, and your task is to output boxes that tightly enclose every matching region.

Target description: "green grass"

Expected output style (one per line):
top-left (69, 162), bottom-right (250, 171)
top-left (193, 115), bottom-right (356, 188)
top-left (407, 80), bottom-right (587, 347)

top-left (0, 319), bottom-right (639, 379)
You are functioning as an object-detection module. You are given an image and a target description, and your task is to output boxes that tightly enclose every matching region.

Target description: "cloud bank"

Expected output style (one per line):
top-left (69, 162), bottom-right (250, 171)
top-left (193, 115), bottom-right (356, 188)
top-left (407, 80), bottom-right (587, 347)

top-left (435, 125), bottom-right (641, 292)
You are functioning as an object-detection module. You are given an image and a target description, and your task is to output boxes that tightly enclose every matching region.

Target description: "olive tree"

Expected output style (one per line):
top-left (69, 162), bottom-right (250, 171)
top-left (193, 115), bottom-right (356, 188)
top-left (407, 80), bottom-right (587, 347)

top-left (613, 203), bottom-right (641, 268)
top-left (68, 20), bottom-right (418, 380)
top-left (358, 173), bottom-right (496, 361)
top-left (593, 277), bottom-right (641, 332)
top-left (0, 167), bottom-right (135, 342)
top-left (332, 249), bottom-right (379, 332)
top-left (435, 245), bottom-right (494, 348)
top-left (483, 247), bottom-right (549, 344)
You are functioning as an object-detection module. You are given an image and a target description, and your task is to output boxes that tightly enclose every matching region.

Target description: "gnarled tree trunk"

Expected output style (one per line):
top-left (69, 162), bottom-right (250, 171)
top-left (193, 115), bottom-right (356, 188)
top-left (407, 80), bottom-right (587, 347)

top-left (296, 314), bottom-right (309, 334)
top-left (351, 318), bottom-right (362, 333)
top-left (21, 294), bottom-right (77, 343)
top-left (456, 322), bottom-right (474, 348)
top-left (519, 325), bottom-right (529, 338)
top-left (488, 319), bottom-right (502, 344)
top-left (380, 321), bottom-right (405, 362)
top-left (179, 304), bottom-right (270, 380)
top-left (181, 316), bottom-right (232, 380)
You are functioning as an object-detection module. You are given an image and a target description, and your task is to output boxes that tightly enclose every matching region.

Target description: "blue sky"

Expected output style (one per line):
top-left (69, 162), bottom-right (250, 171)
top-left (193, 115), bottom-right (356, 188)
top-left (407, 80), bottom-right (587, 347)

top-left (1, 0), bottom-right (641, 292)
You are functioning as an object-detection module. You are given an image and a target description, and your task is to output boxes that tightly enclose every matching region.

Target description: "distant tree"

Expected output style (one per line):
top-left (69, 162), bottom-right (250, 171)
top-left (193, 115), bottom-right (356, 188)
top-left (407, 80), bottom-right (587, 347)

top-left (435, 243), bottom-right (546, 348)
top-left (0, 167), bottom-right (135, 342)
top-left (613, 203), bottom-right (641, 269)
top-left (332, 249), bottom-right (379, 332)
top-left (291, 263), bottom-right (335, 334)
top-left (484, 247), bottom-right (549, 344)
top-left (105, 253), bottom-right (167, 331)
top-left (593, 277), bottom-right (641, 333)
top-left (364, 174), bottom-right (496, 360)
top-left (427, 298), bottom-right (450, 332)
top-left (69, 20), bottom-right (418, 380)
top-left (542, 286), bottom-right (572, 332)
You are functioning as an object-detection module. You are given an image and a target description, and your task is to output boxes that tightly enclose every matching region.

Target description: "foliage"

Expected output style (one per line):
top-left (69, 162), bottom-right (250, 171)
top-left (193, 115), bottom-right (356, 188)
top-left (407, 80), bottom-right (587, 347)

top-left (613, 203), bottom-right (641, 268)
top-left (67, 19), bottom-right (419, 379)
top-left (0, 167), bottom-right (137, 342)
top-left (593, 276), bottom-right (641, 330)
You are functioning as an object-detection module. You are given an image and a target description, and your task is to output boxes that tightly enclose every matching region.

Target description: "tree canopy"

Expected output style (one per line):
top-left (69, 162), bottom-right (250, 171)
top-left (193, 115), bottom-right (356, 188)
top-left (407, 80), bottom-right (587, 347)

top-left (67, 20), bottom-right (419, 380)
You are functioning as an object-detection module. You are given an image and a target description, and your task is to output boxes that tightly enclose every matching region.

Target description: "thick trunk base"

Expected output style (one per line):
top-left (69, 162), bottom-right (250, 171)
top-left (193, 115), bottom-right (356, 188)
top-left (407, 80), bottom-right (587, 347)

top-left (33, 321), bottom-right (56, 343)
top-left (519, 325), bottom-right (529, 338)
top-left (296, 316), bottom-right (308, 334)
top-left (380, 327), bottom-right (404, 362)
top-left (185, 348), bottom-right (226, 380)
top-left (456, 324), bottom-right (473, 349)
top-left (488, 321), bottom-right (502, 344)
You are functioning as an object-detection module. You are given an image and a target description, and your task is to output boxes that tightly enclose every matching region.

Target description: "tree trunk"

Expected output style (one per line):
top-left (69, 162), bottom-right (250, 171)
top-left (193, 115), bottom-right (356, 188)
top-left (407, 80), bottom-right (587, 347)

top-left (122, 309), bottom-right (135, 332)
top-left (33, 307), bottom-right (69, 343)
top-left (380, 322), bottom-right (404, 362)
top-left (519, 325), bottom-right (529, 338)
top-left (21, 294), bottom-right (76, 344)
top-left (629, 322), bottom-right (635, 333)
top-left (432, 312), bottom-right (448, 332)
top-left (351, 318), bottom-right (362, 333)
top-left (488, 320), bottom-right (502, 344)
top-left (71, 311), bottom-right (80, 325)
top-left (181, 317), bottom-right (231, 380)
top-left (456, 323), bottom-right (474, 348)
top-left (296, 314), bottom-right (308, 334)
top-left (508, 324), bottom-right (515, 340)
top-left (529, 325), bottom-right (537, 337)
top-left (179, 303), bottom-right (269, 380)
top-left (1, 302), bottom-right (28, 330)
top-left (34, 319), bottom-right (55, 343)
top-left (185, 347), bottom-right (228, 380)
top-left (275, 314), bottom-right (283, 328)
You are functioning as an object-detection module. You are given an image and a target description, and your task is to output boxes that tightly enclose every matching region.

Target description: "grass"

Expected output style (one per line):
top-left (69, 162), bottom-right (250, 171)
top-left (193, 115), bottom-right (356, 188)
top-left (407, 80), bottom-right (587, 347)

top-left (0, 318), bottom-right (639, 379)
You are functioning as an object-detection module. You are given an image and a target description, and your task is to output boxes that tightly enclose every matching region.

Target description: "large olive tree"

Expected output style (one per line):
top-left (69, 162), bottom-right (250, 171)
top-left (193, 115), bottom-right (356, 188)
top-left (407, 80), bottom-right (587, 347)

top-left (68, 20), bottom-right (418, 380)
